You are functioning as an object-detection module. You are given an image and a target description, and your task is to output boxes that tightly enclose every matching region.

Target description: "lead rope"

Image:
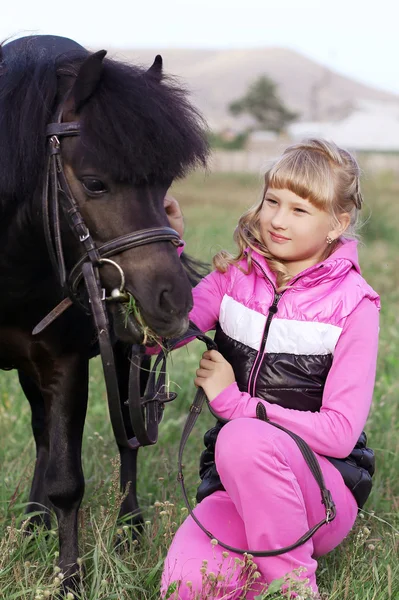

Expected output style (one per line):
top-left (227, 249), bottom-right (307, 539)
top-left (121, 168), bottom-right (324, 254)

top-left (174, 323), bottom-right (336, 557)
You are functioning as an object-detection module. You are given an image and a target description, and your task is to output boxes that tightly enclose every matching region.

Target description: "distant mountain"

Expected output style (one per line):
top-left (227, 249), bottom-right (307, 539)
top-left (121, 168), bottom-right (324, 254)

top-left (110, 47), bottom-right (399, 130)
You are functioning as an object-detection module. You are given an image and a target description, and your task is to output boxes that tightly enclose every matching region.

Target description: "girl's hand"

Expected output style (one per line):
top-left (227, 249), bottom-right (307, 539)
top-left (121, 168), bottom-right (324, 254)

top-left (164, 195), bottom-right (184, 239)
top-left (195, 350), bottom-right (236, 402)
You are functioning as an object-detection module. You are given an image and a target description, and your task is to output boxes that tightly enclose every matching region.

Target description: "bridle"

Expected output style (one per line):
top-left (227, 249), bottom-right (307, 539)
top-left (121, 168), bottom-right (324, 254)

top-left (34, 117), bottom-right (183, 450)
top-left (42, 121), bottom-right (183, 304)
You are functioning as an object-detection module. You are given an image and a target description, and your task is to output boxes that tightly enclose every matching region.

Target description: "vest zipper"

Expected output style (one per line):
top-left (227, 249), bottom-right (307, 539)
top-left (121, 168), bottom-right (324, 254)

top-left (248, 291), bottom-right (282, 397)
top-left (247, 256), bottom-right (308, 398)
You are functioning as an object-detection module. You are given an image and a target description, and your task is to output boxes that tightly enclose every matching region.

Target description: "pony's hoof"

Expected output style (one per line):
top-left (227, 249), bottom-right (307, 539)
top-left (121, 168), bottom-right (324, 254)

top-left (58, 571), bottom-right (81, 599)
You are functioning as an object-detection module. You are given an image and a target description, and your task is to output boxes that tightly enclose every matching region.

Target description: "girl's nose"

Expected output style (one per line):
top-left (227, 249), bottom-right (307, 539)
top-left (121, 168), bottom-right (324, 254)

top-left (271, 209), bottom-right (288, 230)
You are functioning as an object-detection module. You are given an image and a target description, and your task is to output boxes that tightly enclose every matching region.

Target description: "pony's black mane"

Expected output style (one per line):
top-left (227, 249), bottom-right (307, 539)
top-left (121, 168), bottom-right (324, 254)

top-left (0, 36), bottom-right (209, 206)
top-left (78, 58), bottom-right (209, 185)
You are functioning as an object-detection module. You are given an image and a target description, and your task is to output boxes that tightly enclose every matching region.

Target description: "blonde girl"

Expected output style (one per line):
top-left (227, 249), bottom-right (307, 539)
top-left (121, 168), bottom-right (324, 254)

top-left (162, 139), bottom-right (379, 598)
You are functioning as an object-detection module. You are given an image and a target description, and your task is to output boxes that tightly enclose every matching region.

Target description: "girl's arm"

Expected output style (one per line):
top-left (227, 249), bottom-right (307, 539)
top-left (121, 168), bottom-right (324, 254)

top-left (189, 269), bottom-right (229, 333)
top-left (209, 297), bottom-right (380, 458)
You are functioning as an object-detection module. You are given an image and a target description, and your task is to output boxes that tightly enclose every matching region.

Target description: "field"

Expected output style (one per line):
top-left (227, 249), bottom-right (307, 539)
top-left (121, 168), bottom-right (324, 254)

top-left (0, 170), bottom-right (398, 599)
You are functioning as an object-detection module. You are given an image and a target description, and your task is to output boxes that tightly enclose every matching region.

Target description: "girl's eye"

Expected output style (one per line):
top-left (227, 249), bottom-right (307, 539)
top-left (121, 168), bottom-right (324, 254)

top-left (294, 208), bottom-right (308, 214)
top-left (81, 178), bottom-right (107, 195)
top-left (266, 198), bottom-right (278, 205)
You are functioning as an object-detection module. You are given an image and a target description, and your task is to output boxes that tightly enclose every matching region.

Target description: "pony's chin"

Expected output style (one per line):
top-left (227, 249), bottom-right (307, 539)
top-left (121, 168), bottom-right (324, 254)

top-left (109, 303), bottom-right (146, 344)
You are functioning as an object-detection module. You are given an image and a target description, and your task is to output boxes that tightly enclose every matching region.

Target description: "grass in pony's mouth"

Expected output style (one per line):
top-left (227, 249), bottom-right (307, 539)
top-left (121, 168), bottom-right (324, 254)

top-left (123, 293), bottom-right (161, 346)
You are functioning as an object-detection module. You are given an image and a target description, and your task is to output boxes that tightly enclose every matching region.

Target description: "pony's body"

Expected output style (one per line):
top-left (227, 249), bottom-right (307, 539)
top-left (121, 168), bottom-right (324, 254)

top-left (0, 35), bottom-right (208, 589)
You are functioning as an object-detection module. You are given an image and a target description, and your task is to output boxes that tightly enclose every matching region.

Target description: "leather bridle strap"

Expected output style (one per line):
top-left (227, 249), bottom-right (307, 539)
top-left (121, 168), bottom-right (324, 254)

top-left (82, 261), bottom-right (174, 450)
top-left (82, 261), bottom-right (124, 445)
top-left (114, 322), bottom-right (206, 450)
top-left (68, 227), bottom-right (183, 295)
top-left (81, 261), bottom-right (182, 451)
top-left (173, 323), bottom-right (337, 557)
top-left (43, 131), bottom-right (102, 290)
top-left (126, 344), bottom-right (176, 449)
top-left (46, 122), bottom-right (80, 137)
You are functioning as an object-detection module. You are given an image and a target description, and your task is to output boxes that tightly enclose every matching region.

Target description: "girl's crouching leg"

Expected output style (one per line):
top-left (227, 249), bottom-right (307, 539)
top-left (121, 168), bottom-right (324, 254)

top-left (161, 492), bottom-right (266, 599)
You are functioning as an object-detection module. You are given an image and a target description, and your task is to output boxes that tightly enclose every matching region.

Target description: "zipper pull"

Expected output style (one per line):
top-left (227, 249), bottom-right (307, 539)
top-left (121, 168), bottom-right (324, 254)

top-left (269, 293), bottom-right (281, 315)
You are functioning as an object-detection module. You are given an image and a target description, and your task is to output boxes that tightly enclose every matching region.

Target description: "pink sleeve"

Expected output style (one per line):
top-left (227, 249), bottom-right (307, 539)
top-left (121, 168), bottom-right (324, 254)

top-left (210, 298), bottom-right (380, 458)
top-left (189, 269), bottom-right (230, 332)
top-left (177, 240), bottom-right (229, 331)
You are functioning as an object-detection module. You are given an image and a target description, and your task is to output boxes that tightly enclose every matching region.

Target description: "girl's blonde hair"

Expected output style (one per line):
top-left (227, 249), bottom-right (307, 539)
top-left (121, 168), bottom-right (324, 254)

top-left (214, 138), bottom-right (363, 290)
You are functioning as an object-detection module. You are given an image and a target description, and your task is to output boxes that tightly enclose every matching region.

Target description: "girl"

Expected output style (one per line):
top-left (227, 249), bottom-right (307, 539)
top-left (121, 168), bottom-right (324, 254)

top-left (162, 139), bottom-right (380, 599)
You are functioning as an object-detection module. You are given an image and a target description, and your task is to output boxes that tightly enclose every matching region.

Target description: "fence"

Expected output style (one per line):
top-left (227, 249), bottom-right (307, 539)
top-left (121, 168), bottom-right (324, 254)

top-left (209, 150), bottom-right (399, 174)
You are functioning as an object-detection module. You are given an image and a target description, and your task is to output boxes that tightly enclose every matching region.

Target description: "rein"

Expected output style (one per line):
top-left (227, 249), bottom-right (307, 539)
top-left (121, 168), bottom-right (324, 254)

top-left (34, 119), bottom-right (181, 450)
top-left (162, 322), bottom-right (337, 558)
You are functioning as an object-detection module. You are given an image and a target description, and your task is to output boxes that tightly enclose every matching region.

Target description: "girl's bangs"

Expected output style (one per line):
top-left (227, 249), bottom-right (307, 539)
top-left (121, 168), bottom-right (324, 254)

top-left (267, 151), bottom-right (335, 210)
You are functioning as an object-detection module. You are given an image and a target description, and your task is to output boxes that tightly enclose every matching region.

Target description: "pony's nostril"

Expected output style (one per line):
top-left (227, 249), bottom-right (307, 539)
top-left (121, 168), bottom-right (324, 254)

top-left (159, 288), bottom-right (175, 312)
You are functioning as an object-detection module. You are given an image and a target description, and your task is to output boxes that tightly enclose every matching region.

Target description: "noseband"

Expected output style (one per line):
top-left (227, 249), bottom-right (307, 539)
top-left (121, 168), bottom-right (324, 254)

top-left (35, 119), bottom-right (183, 450)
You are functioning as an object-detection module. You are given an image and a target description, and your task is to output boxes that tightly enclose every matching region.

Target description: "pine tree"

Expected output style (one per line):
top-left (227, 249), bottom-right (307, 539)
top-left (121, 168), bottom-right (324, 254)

top-left (229, 75), bottom-right (298, 133)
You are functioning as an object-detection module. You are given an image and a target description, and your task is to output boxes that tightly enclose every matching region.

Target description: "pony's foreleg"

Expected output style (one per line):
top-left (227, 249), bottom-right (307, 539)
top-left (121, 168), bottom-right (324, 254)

top-left (18, 370), bottom-right (52, 530)
top-left (114, 342), bottom-right (144, 532)
top-left (118, 444), bottom-right (142, 531)
top-left (42, 353), bottom-right (89, 588)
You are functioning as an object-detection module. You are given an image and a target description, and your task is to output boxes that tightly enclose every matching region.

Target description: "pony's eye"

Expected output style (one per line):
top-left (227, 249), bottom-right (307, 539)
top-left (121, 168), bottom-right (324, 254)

top-left (81, 177), bottom-right (107, 195)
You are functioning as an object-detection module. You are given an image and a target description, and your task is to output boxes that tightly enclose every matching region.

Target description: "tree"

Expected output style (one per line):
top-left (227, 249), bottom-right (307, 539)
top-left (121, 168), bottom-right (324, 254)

top-left (229, 75), bottom-right (298, 133)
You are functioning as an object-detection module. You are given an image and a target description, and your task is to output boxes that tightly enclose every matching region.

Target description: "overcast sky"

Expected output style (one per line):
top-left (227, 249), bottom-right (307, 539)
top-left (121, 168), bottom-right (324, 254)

top-left (1, 0), bottom-right (398, 94)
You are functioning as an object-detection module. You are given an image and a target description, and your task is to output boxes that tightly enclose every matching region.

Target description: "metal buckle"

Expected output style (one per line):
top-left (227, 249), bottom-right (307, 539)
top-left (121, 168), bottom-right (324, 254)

top-left (49, 135), bottom-right (60, 149)
top-left (79, 230), bottom-right (90, 242)
top-left (88, 288), bottom-right (106, 303)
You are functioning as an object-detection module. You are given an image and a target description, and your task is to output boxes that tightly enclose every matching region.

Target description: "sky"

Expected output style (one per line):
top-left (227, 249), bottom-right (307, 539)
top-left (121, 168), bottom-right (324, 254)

top-left (1, 0), bottom-right (398, 95)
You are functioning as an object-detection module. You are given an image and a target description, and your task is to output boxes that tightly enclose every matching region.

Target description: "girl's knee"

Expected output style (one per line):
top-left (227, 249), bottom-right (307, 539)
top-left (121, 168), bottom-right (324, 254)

top-left (215, 418), bottom-right (290, 472)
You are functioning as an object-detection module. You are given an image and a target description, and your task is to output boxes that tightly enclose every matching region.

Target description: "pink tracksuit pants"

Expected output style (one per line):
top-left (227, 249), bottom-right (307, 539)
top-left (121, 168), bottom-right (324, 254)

top-left (161, 418), bottom-right (358, 598)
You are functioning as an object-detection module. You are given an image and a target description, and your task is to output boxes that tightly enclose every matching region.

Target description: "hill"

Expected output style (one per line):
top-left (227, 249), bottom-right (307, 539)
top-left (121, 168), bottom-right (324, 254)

top-left (108, 47), bottom-right (399, 130)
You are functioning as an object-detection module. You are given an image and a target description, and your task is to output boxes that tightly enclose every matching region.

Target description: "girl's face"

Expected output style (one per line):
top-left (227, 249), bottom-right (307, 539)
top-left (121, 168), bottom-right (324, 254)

top-left (259, 187), bottom-right (348, 277)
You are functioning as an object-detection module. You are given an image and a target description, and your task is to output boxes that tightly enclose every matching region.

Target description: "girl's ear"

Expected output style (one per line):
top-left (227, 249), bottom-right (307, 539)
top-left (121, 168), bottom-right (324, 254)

top-left (328, 212), bottom-right (351, 240)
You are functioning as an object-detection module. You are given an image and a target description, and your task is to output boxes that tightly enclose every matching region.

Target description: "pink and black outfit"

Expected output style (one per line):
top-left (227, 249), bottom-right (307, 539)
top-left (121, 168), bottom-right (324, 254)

top-left (162, 239), bottom-right (380, 598)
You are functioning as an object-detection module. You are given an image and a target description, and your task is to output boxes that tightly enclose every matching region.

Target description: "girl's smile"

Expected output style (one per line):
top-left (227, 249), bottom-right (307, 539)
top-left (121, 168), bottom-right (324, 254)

top-left (269, 231), bottom-right (291, 243)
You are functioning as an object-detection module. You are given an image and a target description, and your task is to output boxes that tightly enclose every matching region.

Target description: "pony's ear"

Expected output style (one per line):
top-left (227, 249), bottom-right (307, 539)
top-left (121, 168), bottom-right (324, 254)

top-left (71, 49), bottom-right (107, 112)
top-left (147, 54), bottom-right (163, 82)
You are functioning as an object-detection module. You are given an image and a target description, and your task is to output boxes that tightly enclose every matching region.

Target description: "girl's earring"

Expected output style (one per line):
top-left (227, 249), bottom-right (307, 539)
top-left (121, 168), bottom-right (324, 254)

top-left (326, 235), bottom-right (334, 245)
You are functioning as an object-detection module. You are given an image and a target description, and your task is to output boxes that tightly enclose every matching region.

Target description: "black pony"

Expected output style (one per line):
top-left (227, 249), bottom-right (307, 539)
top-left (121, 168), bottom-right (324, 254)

top-left (0, 35), bottom-right (208, 589)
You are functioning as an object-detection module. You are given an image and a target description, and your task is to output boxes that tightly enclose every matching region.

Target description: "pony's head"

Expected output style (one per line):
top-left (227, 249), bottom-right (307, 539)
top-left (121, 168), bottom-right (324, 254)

top-left (0, 37), bottom-right (209, 341)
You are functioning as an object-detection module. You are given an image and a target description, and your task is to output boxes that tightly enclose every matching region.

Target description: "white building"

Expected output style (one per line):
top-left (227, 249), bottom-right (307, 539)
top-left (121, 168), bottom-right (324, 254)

top-left (288, 101), bottom-right (399, 152)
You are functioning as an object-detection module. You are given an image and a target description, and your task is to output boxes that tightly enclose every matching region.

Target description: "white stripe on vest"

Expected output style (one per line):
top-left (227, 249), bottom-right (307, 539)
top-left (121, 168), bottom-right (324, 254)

top-left (219, 295), bottom-right (342, 355)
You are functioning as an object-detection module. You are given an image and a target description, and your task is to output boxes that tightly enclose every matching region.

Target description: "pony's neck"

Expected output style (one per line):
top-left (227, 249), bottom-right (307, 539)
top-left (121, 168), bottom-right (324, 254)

top-left (0, 195), bottom-right (60, 315)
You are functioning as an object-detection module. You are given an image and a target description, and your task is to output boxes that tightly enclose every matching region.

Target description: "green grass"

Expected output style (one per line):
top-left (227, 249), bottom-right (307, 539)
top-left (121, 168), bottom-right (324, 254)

top-left (1, 172), bottom-right (398, 599)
